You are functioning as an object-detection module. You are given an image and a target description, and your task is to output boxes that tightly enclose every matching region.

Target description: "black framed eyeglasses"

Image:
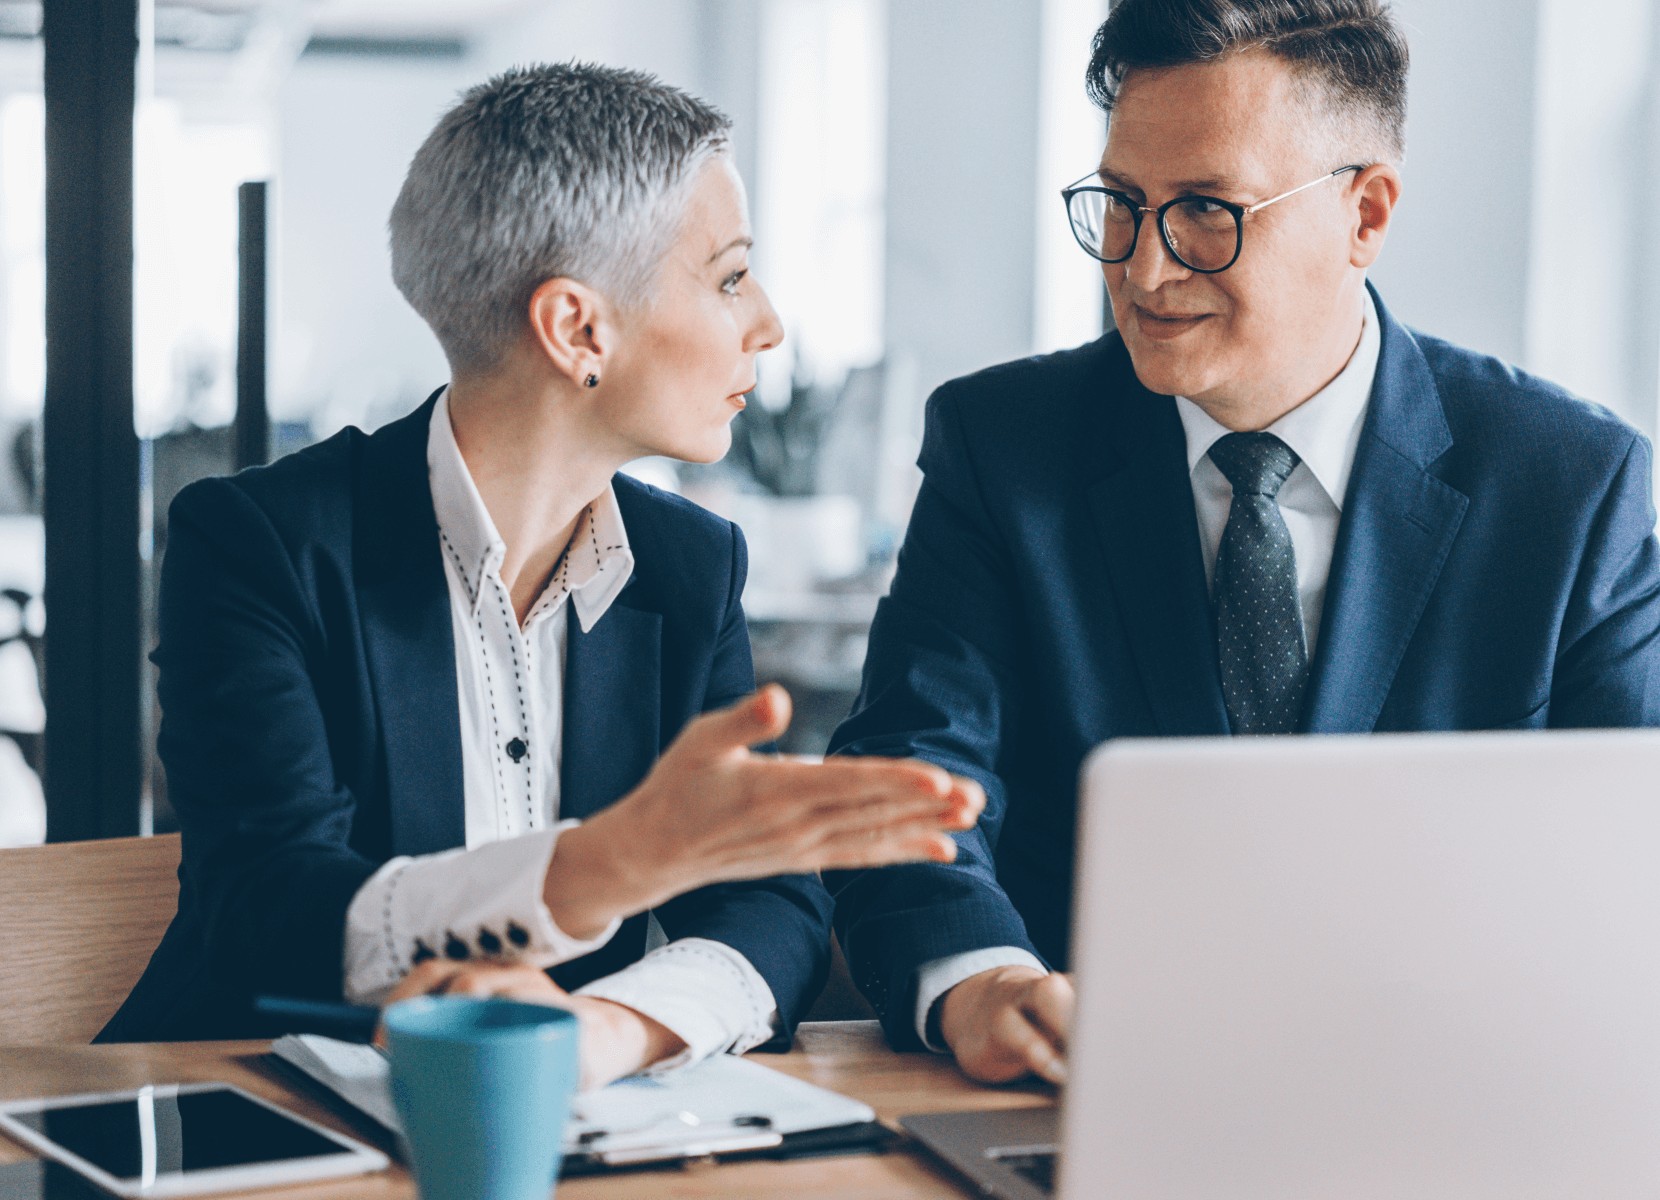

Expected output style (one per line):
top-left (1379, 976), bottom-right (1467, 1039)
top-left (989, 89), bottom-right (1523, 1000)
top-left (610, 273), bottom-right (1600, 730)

top-left (1060, 165), bottom-right (1365, 274)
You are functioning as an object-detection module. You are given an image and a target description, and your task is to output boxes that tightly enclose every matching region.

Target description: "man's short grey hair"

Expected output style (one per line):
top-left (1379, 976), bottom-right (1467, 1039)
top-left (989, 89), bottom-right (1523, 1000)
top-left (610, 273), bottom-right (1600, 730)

top-left (390, 62), bottom-right (732, 373)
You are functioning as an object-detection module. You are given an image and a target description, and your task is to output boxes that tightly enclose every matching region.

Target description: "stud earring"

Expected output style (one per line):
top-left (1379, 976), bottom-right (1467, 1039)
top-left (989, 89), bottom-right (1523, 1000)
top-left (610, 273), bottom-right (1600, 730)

top-left (584, 374), bottom-right (599, 388)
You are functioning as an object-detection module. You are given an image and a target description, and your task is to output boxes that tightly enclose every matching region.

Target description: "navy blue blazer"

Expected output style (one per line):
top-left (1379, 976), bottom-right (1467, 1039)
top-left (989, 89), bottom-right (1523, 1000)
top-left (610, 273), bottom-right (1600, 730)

top-left (100, 393), bottom-right (832, 1043)
top-left (827, 286), bottom-right (1660, 1048)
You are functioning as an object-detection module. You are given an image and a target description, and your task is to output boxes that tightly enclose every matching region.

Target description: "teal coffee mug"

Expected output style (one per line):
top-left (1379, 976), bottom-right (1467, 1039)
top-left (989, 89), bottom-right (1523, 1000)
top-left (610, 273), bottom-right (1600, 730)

top-left (384, 996), bottom-right (580, 1200)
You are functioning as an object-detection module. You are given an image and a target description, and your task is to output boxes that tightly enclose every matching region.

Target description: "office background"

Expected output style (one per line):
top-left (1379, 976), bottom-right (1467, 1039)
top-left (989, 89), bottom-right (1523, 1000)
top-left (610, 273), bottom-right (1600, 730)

top-left (0, 0), bottom-right (1653, 845)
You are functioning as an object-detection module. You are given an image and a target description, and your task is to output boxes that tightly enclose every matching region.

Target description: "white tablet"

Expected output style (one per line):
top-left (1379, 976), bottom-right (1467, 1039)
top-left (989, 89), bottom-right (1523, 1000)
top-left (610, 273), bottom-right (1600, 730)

top-left (0, 1082), bottom-right (389, 1197)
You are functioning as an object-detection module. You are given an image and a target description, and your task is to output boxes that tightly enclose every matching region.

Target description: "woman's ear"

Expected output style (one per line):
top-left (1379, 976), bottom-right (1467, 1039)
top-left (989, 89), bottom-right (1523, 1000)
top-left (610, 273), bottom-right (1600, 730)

top-left (1349, 162), bottom-right (1402, 269)
top-left (527, 278), bottom-right (611, 387)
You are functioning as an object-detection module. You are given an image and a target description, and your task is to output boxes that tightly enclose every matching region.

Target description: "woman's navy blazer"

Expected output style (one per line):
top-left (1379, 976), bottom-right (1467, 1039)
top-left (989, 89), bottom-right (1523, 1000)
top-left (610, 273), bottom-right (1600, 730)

top-left (99, 392), bottom-right (832, 1043)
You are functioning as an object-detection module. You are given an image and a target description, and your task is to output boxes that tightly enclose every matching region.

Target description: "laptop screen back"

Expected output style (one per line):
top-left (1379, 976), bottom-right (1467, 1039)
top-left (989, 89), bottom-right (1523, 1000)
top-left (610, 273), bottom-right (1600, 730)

top-left (1061, 730), bottom-right (1660, 1200)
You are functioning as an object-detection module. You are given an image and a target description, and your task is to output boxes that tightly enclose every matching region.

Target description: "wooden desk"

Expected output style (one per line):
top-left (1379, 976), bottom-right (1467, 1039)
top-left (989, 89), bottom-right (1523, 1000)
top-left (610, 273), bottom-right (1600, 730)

top-left (0, 1022), bottom-right (1055, 1199)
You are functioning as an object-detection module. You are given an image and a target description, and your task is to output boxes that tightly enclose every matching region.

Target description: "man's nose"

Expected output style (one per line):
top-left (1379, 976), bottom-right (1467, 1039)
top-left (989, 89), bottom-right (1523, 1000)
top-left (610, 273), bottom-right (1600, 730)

top-left (1122, 212), bottom-right (1190, 293)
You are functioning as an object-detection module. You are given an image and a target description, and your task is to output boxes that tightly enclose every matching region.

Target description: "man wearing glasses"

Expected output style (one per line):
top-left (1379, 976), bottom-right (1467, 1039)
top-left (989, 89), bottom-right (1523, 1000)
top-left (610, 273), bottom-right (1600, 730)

top-left (828, 0), bottom-right (1660, 1086)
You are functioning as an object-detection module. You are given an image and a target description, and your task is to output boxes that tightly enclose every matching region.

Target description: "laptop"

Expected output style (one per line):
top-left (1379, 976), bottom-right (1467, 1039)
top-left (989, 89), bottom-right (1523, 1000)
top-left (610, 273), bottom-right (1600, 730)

top-left (903, 730), bottom-right (1660, 1199)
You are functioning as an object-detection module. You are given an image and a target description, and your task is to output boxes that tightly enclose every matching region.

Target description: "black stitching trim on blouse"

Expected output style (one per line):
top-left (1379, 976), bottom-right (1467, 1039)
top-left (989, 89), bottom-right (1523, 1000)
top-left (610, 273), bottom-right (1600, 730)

top-left (381, 860), bottom-right (411, 984)
top-left (488, 582), bottom-right (537, 827)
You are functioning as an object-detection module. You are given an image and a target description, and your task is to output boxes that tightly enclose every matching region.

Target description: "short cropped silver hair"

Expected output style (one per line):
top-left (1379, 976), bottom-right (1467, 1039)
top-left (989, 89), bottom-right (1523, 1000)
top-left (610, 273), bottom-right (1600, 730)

top-left (390, 62), bottom-right (732, 373)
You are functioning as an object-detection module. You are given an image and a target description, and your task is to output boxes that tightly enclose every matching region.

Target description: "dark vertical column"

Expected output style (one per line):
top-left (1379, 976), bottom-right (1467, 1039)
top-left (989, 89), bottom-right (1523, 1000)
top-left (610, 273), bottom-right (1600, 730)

top-left (41, 0), bottom-right (141, 841)
top-left (234, 180), bottom-right (269, 470)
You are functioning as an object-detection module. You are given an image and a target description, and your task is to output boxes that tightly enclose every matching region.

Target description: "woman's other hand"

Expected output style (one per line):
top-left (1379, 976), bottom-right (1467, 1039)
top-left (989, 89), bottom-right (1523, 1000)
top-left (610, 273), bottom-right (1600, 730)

top-left (543, 684), bottom-right (985, 937)
top-left (381, 959), bottom-right (686, 1091)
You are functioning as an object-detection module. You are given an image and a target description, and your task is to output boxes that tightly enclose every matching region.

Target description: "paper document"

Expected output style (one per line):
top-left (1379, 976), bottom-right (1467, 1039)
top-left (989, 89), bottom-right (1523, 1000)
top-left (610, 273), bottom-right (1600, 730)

top-left (270, 1033), bottom-right (874, 1159)
top-left (271, 1034), bottom-right (401, 1132)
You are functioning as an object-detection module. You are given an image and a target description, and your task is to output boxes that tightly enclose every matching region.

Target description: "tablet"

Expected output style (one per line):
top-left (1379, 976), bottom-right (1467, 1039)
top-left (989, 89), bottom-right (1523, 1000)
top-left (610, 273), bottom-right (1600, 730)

top-left (0, 1083), bottom-right (389, 1198)
top-left (0, 1158), bottom-right (131, 1200)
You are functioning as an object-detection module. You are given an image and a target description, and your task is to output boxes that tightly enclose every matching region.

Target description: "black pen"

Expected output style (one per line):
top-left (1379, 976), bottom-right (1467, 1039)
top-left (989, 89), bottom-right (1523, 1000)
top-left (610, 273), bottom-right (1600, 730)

top-left (253, 995), bottom-right (380, 1042)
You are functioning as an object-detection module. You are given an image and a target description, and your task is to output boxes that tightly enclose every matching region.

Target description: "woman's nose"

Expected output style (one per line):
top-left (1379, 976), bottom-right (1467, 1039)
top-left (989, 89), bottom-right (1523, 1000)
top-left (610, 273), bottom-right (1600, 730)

top-left (747, 280), bottom-right (785, 353)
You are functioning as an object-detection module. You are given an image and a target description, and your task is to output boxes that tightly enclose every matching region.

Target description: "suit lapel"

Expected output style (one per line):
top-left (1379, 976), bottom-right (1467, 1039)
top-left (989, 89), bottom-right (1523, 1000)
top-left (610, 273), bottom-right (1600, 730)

top-left (356, 391), bottom-right (468, 856)
top-left (550, 536), bottom-right (662, 990)
top-left (1088, 347), bottom-right (1231, 736)
top-left (560, 596), bottom-right (662, 820)
top-left (1302, 289), bottom-right (1469, 732)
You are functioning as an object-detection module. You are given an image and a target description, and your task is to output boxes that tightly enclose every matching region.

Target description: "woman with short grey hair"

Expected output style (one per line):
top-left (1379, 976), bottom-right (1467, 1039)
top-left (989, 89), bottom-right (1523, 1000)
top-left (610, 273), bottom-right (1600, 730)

top-left (105, 62), bottom-right (982, 1088)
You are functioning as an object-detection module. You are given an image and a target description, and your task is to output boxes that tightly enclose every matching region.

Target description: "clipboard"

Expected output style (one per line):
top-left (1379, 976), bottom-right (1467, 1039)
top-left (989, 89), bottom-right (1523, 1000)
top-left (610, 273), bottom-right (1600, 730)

top-left (267, 1034), bottom-right (895, 1175)
top-left (559, 1120), bottom-right (898, 1175)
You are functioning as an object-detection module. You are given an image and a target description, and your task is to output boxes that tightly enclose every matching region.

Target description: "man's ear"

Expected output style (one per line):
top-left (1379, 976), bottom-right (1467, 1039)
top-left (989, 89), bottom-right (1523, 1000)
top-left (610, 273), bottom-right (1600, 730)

top-left (527, 277), bottom-right (612, 386)
top-left (1349, 162), bottom-right (1402, 269)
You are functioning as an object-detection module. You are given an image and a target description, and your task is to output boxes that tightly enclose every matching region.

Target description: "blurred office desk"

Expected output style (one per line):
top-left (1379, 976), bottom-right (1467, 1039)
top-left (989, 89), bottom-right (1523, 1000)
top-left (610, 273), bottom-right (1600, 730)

top-left (0, 1020), bottom-right (1054, 1199)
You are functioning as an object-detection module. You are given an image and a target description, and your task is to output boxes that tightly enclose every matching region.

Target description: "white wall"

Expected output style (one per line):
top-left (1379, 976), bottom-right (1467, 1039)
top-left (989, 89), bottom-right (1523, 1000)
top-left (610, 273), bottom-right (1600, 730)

top-left (272, 53), bottom-right (467, 433)
top-left (469, 0), bottom-right (703, 87)
top-left (884, 0), bottom-right (1045, 403)
top-left (1033, 0), bottom-right (1110, 356)
top-left (698, 0), bottom-right (765, 201)
top-left (751, 0), bottom-right (886, 400)
top-left (1525, 0), bottom-right (1659, 438)
top-left (1372, 0), bottom-right (1660, 441)
top-left (1368, 0), bottom-right (1539, 369)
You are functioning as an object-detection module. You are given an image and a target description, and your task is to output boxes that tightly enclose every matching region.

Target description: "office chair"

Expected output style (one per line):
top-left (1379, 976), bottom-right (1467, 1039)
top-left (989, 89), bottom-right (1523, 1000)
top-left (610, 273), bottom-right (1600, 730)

top-left (0, 833), bottom-right (180, 1042)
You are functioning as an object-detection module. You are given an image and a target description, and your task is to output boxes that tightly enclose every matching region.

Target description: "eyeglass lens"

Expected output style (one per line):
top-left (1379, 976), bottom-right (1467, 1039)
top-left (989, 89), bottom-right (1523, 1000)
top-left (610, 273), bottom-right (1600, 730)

top-left (1068, 192), bottom-right (1240, 272)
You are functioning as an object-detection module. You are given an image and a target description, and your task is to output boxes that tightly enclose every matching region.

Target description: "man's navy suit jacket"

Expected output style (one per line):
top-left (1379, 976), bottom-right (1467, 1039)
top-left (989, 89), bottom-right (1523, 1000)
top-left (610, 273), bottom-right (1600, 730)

top-left (827, 286), bottom-right (1660, 1048)
top-left (100, 394), bottom-right (832, 1043)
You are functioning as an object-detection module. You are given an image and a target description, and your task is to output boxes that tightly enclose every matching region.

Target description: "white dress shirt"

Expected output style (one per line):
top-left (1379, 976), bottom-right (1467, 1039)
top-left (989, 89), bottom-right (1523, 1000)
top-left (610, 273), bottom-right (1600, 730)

top-left (909, 291), bottom-right (1383, 1050)
top-left (343, 390), bottom-right (780, 1071)
top-left (1176, 289), bottom-right (1380, 657)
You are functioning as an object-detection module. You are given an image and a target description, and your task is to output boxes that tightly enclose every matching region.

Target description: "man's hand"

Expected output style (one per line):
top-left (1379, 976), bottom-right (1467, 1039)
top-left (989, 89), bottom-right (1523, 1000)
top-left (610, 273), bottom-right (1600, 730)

top-left (383, 960), bottom-right (686, 1091)
top-left (544, 684), bottom-right (985, 937)
top-left (937, 965), bottom-right (1073, 1086)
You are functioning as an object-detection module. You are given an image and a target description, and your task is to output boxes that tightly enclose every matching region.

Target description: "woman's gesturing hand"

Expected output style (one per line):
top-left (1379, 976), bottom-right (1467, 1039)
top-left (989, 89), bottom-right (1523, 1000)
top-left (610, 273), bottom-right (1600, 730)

top-left (543, 684), bottom-right (984, 938)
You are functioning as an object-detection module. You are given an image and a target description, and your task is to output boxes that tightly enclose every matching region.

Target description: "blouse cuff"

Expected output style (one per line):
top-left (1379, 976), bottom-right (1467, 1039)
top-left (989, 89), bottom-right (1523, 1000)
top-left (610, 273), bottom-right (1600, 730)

top-left (342, 820), bottom-right (621, 1005)
top-left (575, 937), bottom-right (781, 1074)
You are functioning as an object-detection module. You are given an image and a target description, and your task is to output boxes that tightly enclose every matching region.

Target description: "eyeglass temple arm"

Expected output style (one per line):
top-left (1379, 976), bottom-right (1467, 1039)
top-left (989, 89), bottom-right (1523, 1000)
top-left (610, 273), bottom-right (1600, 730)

top-left (1244, 165), bottom-right (1366, 215)
top-left (1061, 170), bottom-right (1104, 196)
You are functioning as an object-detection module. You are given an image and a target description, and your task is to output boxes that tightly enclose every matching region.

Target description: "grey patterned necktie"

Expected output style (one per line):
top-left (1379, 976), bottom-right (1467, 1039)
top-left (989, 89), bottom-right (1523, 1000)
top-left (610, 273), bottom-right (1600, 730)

top-left (1208, 432), bottom-right (1307, 735)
